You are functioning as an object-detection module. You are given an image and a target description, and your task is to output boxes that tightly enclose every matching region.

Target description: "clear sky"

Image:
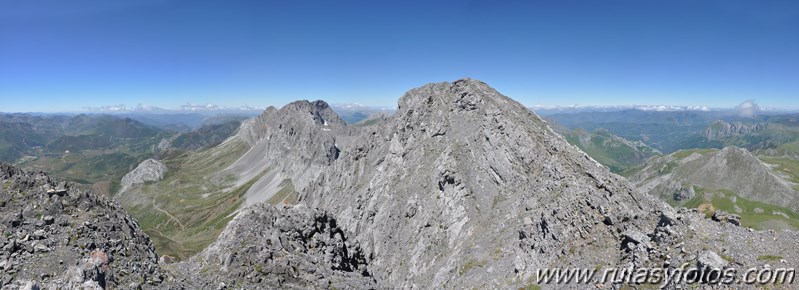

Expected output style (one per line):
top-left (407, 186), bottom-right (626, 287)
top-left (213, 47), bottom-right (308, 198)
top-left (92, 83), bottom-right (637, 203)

top-left (1, 0), bottom-right (798, 112)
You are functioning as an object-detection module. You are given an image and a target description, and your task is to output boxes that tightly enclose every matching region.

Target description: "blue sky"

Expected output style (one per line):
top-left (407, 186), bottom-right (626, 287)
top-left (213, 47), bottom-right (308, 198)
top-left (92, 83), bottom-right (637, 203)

top-left (1, 0), bottom-right (797, 112)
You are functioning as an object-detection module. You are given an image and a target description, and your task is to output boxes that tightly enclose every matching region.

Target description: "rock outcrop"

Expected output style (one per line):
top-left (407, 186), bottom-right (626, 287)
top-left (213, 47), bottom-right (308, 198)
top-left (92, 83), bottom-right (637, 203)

top-left (170, 203), bottom-right (376, 289)
top-left (117, 159), bottom-right (167, 195)
top-left (0, 163), bottom-right (166, 289)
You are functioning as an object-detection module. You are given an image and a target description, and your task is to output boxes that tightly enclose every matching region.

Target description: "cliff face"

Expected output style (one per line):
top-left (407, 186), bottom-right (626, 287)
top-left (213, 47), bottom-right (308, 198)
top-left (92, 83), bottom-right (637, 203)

top-left (217, 100), bottom-right (354, 210)
top-left (703, 120), bottom-right (769, 140)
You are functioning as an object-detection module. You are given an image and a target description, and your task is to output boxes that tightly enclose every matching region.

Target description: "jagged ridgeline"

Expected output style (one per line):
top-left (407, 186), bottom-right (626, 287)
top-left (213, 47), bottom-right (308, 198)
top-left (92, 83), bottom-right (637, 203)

top-left (5, 79), bottom-right (797, 289)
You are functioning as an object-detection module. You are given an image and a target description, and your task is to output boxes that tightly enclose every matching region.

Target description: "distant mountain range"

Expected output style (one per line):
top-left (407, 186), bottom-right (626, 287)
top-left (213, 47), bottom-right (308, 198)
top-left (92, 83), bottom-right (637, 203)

top-left (547, 109), bottom-right (799, 153)
top-left (0, 111), bottom-right (256, 197)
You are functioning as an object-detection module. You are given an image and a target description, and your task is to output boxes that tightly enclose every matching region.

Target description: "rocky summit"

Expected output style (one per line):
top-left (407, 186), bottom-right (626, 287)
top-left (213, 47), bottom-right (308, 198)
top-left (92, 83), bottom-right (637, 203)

top-left (2, 79), bottom-right (798, 289)
top-left (300, 79), bottom-right (665, 288)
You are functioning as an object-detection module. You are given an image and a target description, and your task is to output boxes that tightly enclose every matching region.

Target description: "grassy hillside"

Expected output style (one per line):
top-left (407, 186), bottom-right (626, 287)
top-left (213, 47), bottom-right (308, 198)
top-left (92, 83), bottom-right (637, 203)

top-left (562, 128), bottom-right (661, 173)
top-left (19, 133), bottom-right (166, 194)
top-left (759, 156), bottom-right (799, 191)
top-left (0, 120), bottom-right (54, 162)
top-left (778, 140), bottom-right (799, 153)
top-left (45, 134), bottom-right (113, 152)
top-left (120, 139), bottom-right (297, 260)
top-left (2, 114), bottom-right (171, 194)
top-left (679, 185), bottom-right (799, 230)
top-left (631, 147), bottom-right (799, 231)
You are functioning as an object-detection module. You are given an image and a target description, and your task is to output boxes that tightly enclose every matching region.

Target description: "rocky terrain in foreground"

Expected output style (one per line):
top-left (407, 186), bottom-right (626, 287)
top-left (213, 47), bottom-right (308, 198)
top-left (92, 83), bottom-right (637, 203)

top-left (168, 203), bottom-right (376, 289)
top-left (2, 79), bottom-right (797, 289)
top-left (0, 163), bottom-right (165, 289)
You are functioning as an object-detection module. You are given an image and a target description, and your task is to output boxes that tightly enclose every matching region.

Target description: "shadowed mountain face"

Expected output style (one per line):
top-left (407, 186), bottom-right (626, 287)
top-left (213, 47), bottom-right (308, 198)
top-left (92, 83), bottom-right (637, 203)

top-left (108, 79), bottom-right (799, 289)
top-left (157, 120), bottom-right (242, 153)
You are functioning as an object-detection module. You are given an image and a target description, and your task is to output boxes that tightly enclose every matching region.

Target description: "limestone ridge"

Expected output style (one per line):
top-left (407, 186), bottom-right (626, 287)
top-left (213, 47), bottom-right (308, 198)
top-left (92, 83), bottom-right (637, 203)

top-left (0, 163), bottom-right (165, 289)
top-left (295, 79), bottom-right (799, 288)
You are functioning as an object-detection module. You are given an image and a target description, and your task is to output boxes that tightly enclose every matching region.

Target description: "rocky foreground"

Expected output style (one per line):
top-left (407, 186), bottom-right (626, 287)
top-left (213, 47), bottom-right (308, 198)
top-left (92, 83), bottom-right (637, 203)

top-left (0, 163), bottom-right (164, 289)
top-left (1, 79), bottom-right (797, 289)
top-left (168, 203), bottom-right (376, 289)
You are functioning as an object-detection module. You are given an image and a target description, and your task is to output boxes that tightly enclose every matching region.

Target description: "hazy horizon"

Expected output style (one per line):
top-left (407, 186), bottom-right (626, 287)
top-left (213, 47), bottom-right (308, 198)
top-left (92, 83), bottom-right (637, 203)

top-left (1, 98), bottom-right (795, 115)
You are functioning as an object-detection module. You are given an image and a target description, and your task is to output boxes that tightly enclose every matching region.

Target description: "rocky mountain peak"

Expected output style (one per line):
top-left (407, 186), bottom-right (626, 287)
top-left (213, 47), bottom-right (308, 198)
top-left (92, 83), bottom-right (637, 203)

top-left (236, 100), bottom-right (347, 146)
top-left (280, 100), bottom-right (346, 127)
top-left (397, 78), bottom-right (519, 115)
top-left (98, 78), bottom-right (799, 289)
top-left (235, 99), bottom-right (349, 162)
top-left (297, 78), bottom-right (667, 288)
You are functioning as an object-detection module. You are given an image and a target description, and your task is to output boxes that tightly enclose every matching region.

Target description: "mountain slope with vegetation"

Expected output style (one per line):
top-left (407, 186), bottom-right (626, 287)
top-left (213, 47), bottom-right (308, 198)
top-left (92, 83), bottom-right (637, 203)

top-left (116, 101), bottom-right (347, 259)
top-left (0, 114), bottom-right (171, 196)
top-left (630, 146), bottom-right (799, 230)
top-left (555, 126), bottom-right (661, 173)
